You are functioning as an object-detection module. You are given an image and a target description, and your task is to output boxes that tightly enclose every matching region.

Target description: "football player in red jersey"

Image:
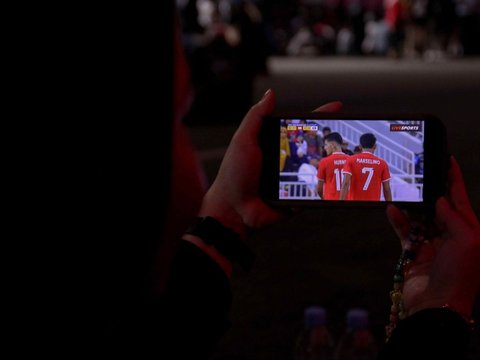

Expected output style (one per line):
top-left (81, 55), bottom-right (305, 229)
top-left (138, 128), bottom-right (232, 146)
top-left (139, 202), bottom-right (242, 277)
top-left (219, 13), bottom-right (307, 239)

top-left (339, 133), bottom-right (392, 201)
top-left (317, 132), bottom-right (350, 200)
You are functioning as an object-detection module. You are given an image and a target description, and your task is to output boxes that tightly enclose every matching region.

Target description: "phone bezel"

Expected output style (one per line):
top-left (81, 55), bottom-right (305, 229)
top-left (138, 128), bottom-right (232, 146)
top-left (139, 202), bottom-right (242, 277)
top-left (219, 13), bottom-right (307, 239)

top-left (259, 112), bottom-right (448, 210)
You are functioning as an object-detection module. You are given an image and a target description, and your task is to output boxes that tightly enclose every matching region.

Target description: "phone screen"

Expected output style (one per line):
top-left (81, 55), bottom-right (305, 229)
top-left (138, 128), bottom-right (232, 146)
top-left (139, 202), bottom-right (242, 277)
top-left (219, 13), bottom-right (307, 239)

top-left (279, 118), bottom-right (425, 202)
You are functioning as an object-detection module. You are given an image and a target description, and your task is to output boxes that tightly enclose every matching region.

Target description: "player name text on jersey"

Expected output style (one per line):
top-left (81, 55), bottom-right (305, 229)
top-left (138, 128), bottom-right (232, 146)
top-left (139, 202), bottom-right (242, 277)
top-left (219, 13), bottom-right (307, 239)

top-left (356, 158), bottom-right (381, 165)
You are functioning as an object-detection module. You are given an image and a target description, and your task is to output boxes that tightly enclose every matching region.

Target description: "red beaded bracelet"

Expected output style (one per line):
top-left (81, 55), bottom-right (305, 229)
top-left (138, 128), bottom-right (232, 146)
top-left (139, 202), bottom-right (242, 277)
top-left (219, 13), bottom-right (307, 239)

top-left (385, 223), bottom-right (426, 343)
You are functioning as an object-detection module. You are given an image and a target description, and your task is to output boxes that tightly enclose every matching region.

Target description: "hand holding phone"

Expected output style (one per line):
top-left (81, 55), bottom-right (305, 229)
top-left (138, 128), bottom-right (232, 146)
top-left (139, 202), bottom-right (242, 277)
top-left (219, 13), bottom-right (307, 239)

top-left (197, 91), bottom-right (344, 238)
top-left (387, 157), bottom-right (480, 319)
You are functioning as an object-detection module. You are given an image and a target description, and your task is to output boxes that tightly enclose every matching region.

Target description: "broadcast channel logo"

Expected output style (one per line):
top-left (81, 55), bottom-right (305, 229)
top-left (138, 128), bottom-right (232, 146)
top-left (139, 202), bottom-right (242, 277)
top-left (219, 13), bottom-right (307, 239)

top-left (390, 124), bottom-right (422, 132)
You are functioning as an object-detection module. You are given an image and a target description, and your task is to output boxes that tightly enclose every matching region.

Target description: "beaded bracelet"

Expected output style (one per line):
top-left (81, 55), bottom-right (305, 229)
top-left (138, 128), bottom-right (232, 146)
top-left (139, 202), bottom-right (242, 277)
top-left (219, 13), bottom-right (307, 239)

top-left (385, 223), bottom-right (426, 342)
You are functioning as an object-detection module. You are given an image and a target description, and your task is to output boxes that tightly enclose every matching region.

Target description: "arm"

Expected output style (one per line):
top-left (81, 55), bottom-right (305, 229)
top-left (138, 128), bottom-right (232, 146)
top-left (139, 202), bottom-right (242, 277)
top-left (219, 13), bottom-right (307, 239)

top-left (339, 173), bottom-right (351, 200)
top-left (162, 92), bottom-right (343, 359)
top-left (382, 180), bottom-right (392, 201)
top-left (161, 92), bottom-right (279, 359)
top-left (161, 240), bottom-right (233, 359)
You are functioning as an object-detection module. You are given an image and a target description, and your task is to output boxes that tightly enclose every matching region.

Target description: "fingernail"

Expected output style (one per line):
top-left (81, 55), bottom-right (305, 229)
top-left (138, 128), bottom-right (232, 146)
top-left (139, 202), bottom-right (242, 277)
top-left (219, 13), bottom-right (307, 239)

top-left (261, 88), bottom-right (272, 100)
top-left (450, 155), bottom-right (457, 166)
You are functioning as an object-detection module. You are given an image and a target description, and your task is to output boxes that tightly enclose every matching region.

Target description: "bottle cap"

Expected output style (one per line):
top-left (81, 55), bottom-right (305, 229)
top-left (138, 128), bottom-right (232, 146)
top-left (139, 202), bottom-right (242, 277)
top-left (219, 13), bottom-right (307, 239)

top-left (304, 306), bottom-right (327, 328)
top-left (346, 308), bottom-right (369, 330)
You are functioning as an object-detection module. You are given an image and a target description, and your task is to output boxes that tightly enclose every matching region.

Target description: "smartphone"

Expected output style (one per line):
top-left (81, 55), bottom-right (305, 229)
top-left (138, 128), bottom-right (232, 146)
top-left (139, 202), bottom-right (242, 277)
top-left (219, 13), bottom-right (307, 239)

top-left (259, 113), bottom-right (448, 210)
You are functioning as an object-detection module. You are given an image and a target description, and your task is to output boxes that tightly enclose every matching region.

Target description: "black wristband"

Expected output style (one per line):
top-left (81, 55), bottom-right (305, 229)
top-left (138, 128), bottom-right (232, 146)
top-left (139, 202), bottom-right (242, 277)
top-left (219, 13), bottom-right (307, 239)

top-left (185, 216), bottom-right (255, 271)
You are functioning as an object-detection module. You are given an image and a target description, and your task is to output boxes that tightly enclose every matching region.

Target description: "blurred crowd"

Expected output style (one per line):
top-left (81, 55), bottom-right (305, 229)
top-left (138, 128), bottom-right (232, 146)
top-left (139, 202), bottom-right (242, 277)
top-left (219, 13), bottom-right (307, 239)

top-left (178, 0), bottom-right (270, 123)
top-left (275, 0), bottom-right (480, 59)
top-left (178, 0), bottom-right (480, 58)
top-left (177, 0), bottom-right (480, 122)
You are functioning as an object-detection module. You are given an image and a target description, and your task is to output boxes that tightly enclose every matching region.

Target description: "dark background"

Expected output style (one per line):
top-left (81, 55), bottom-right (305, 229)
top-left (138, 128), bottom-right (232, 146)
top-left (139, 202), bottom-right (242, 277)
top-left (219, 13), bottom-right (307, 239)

top-left (33, 2), bottom-right (174, 355)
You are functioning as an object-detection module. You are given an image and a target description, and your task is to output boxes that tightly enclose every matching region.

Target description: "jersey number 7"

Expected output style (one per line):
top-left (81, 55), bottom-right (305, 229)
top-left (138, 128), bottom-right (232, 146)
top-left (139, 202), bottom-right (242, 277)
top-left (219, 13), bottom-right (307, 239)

top-left (361, 167), bottom-right (374, 191)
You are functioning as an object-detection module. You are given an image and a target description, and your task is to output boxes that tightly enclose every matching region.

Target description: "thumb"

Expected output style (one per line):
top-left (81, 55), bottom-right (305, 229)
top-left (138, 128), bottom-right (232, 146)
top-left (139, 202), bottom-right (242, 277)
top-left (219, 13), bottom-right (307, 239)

top-left (241, 198), bottom-right (288, 228)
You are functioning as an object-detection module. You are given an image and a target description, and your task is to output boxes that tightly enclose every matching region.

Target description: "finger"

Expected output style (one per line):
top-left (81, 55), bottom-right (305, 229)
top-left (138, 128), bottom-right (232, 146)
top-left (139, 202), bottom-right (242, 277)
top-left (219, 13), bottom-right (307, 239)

top-left (435, 197), bottom-right (470, 242)
top-left (448, 156), bottom-right (478, 227)
top-left (386, 204), bottom-right (410, 248)
top-left (312, 101), bottom-right (343, 113)
top-left (235, 89), bottom-right (276, 140)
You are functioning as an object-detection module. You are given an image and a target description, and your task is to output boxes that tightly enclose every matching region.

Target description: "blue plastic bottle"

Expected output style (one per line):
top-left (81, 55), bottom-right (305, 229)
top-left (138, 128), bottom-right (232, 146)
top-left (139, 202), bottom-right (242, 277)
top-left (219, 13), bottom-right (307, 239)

top-left (295, 306), bottom-right (334, 360)
top-left (334, 308), bottom-right (378, 360)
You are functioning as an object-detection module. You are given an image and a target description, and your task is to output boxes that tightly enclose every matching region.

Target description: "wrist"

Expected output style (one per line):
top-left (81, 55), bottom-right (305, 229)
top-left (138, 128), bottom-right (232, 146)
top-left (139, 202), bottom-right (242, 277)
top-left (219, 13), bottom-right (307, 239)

top-left (184, 215), bottom-right (255, 272)
top-left (182, 234), bottom-right (233, 278)
top-left (199, 191), bottom-right (247, 239)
